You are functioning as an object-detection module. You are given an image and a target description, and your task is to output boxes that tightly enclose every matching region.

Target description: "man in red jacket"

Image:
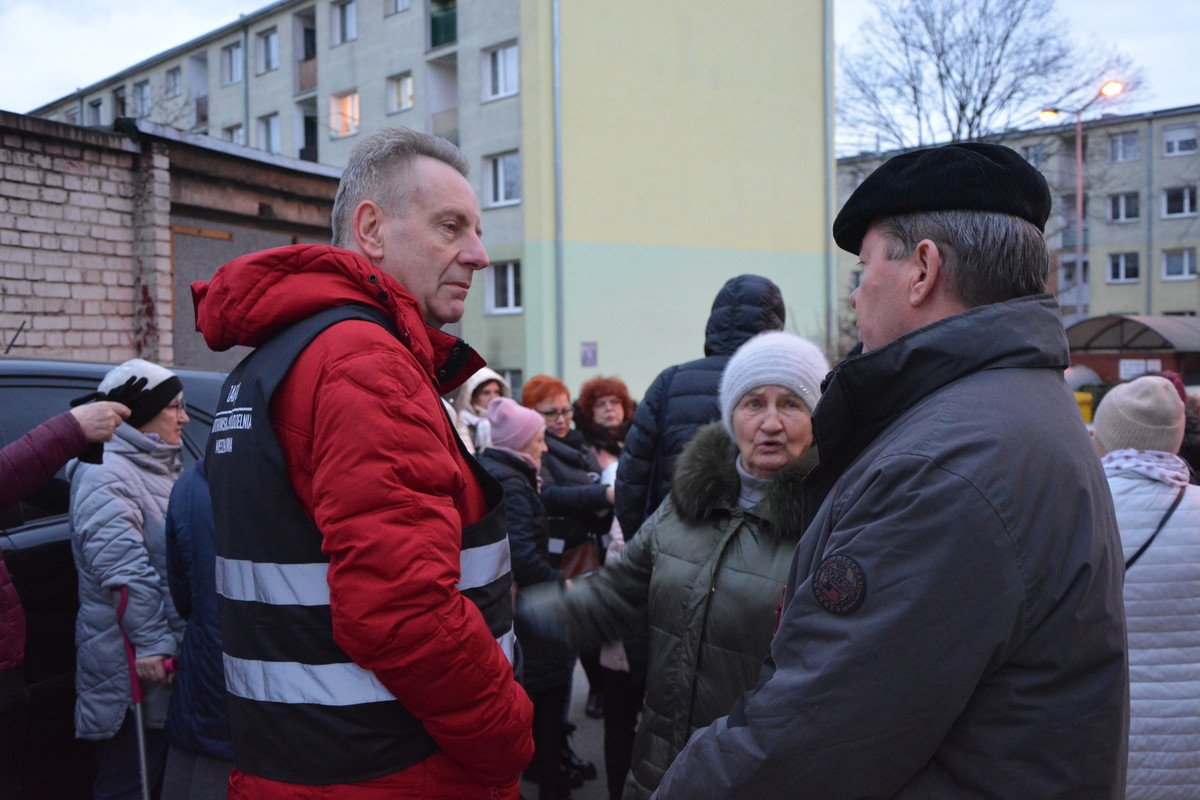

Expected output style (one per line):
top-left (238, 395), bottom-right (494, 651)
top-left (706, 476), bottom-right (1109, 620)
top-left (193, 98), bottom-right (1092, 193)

top-left (194, 129), bottom-right (533, 799)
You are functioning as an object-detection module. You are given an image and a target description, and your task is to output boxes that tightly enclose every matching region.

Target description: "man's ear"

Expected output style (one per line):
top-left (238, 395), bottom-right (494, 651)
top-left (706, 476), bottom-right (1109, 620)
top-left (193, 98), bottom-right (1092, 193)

top-left (908, 238), bottom-right (944, 308)
top-left (352, 200), bottom-right (385, 261)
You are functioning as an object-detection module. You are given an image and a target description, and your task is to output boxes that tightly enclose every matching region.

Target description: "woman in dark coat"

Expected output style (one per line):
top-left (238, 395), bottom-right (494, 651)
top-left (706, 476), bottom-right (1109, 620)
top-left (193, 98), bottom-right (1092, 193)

top-left (476, 398), bottom-right (574, 800)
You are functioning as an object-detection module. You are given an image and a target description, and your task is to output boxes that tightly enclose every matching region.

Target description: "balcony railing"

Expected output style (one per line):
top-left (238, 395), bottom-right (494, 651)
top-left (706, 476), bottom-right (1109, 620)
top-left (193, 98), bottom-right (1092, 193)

top-left (431, 109), bottom-right (459, 146)
top-left (297, 58), bottom-right (317, 94)
top-left (431, 7), bottom-right (456, 47)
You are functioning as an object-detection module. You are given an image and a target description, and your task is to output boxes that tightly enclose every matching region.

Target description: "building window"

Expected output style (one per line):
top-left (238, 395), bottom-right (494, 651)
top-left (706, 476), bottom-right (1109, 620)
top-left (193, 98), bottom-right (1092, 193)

top-left (1164, 126), bottom-right (1198, 157)
top-left (1110, 192), bottom-right (1139, 222)
top-left (1163, 248), bottom-right (1198, 280)
top-left (483, 42), bottom-right (519, 101)
top-left (330, 91), bottom-right (360, 137)
top-left (65, 107), bottom-right (79, 125)
top-left (1110, 131), bottom-right (1138, 163)
top-left (1107, 252), bottom-right (1139, 283)
top-left (257, 28), bottom-right (280, 73)
top-left (87, 99), bottom-right (103, 125)
top-left (221, 41), bottom-right (244, 84)
top-left (485, 151), bottom-right (521, 206)
top-left (112, 86), bottom-right (126, 117)
top-left (258, 113), bottom-right (281, 154)
top-left (165, 66), bottom-right (182, 98)
top-left (224, 124), bottom-right (246, 146)
top-left (1163, 186), bottom-right (1198, 218)
top-left (1022, 144), bottom-right (1047, 169)
top-left (332, 0), bottom-right (357, 45)
top-left (133, 81), bottom-right (151, 118)
top-left (387, 72), bottom-right (414, 113)
top-left (387, 0), bottom-right (412, 13)
top-left (485, 261), bottom-right (522, 314)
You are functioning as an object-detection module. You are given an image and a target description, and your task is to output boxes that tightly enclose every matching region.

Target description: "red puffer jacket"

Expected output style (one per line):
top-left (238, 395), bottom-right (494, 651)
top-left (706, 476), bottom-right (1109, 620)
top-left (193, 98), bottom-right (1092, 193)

top-left (193, 244), bottom-right (533, 798)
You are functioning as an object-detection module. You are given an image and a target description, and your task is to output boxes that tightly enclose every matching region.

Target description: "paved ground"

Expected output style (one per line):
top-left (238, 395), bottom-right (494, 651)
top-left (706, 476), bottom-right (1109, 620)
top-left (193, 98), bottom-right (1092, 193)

top-left (519, 662), bottom-right (611, 800)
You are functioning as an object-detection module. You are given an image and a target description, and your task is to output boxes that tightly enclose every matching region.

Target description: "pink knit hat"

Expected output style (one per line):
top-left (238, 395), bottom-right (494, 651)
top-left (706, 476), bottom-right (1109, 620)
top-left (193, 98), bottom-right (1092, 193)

top-left (487, 397), bottom-right (545, 451)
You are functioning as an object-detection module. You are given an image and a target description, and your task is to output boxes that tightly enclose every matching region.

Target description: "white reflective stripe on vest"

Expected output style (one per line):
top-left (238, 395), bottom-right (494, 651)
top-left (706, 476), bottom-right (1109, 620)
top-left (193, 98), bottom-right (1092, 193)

top-left (223, 654), bottom-right (397, 706)
top-left (458, 538), bottom-right (511, 591)
top-left (215, 556), bottom-right (331, 606)
top-left (497, 627), bottom-right (516, 664)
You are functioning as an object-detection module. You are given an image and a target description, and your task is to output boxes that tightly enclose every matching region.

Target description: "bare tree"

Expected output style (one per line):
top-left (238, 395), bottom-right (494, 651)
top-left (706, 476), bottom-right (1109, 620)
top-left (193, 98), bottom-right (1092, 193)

top-left (839, 0), bottom-right (1141, 152)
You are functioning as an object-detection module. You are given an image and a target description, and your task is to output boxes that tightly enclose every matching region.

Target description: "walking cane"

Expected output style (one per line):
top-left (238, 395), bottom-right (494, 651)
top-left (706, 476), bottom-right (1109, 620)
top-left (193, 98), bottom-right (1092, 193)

top-left (114, 586), bottom-right (152, 800)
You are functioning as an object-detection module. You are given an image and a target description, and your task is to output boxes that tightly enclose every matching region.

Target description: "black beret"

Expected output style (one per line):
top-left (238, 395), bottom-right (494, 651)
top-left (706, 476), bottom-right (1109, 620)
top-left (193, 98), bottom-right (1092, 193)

top-left (832, 142), bottom-right (1052, 255)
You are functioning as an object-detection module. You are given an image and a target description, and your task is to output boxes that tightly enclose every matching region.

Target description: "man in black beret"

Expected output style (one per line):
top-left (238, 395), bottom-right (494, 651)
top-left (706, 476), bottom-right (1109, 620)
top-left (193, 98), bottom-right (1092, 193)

top-left (655, 143), bottom-right (1129, 800)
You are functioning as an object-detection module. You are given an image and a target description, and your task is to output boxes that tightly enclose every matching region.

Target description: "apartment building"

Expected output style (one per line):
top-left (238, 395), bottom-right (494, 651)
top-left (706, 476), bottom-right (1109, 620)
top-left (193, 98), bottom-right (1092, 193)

top-left (835, 104), bottom-right (1200, 348)
top-left (31, 0), bottom-right (834, 396)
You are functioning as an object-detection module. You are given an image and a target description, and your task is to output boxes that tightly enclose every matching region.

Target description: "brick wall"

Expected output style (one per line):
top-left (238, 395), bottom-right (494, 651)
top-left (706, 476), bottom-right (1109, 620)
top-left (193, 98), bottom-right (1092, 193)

top-left (0, 117), bottom-right (161, 363)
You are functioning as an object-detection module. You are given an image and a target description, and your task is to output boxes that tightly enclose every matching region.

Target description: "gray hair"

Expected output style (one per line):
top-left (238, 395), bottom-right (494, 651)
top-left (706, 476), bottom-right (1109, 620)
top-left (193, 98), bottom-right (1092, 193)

top-left (330, 128), bottom-right (469, 247)
top-left (875, 210), bottom-right (1048, 307)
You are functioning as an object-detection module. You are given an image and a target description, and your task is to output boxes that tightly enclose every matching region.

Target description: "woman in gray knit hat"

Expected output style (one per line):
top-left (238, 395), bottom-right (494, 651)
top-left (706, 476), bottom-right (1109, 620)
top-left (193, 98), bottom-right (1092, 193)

top-left (520, 332), bottom-right (829, 800)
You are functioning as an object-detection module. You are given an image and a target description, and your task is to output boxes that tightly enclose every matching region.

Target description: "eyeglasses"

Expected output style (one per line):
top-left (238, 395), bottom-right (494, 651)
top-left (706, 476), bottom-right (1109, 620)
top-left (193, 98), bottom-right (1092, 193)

top-left (538, 407), bottom-right (574, 421)
top-left (166, 399), bottom-right (187, 416)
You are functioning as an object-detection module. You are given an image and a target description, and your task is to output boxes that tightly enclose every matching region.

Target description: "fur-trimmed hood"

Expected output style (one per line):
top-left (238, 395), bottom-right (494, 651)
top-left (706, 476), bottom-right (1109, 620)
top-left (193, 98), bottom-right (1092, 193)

top-left (670, 422), bottom-right (816, 540)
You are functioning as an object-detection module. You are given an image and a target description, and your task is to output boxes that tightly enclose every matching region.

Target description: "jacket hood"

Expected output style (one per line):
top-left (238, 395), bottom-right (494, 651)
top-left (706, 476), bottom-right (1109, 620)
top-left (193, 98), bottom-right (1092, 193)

top-left (192, 244), bottom-right (484, 394)
top-left (454, 367), bottom-right (513, 416)
top-left (704, 274), bottom-right (786, 357)
top-left (670, 423), bottom-right (816, 539)
top-left (66, 423), bottom-right (182, 482)
top-left (813, 294), bottom-right (1068, 478)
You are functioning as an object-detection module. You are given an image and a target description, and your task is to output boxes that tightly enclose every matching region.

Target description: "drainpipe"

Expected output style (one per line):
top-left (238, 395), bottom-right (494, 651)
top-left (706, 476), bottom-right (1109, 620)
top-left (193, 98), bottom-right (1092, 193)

top-left (552, 0), bottom-right (565, 377)
top-left (823, 0), bottom-right (836, 354)
top-left (242, 23), bottom-right (251, 139)
top-left (1144, 117), bottom-right (1154, 314)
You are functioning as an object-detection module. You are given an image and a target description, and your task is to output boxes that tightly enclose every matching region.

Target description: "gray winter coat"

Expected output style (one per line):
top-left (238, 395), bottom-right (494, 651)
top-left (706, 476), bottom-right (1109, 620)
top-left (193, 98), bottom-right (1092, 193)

top-left (68, 424), bottom-right (184, 740)
top-left (656, 295), bottom-right (1129, 800)
top-left (536, 423), bottom-right (815, 800)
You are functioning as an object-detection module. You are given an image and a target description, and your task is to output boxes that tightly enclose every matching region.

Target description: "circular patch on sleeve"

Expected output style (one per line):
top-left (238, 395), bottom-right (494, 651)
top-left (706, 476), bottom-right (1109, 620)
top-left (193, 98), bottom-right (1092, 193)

top-left (812, 554), bottom-right (867, 615)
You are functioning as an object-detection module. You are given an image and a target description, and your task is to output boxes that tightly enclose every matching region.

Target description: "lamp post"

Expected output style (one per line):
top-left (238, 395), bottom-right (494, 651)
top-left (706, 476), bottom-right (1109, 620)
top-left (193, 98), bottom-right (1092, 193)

top-left (1040, 80), bottom-right (1124, 322)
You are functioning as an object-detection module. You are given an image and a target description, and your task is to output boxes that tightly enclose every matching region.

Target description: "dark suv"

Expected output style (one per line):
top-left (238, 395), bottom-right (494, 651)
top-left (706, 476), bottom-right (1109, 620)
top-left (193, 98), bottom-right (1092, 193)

top-left (0, 358), bottom-right (225, 799)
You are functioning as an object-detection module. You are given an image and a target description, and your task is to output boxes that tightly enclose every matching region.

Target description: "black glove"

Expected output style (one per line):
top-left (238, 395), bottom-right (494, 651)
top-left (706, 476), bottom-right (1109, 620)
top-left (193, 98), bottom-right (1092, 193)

top-left (70, 377), bottom-right (148, 464)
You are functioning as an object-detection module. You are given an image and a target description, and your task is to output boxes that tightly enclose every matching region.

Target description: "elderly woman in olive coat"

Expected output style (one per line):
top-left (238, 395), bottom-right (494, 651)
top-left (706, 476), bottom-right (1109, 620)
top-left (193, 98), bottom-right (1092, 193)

top-left (521, 332), bottom-right (830, 800)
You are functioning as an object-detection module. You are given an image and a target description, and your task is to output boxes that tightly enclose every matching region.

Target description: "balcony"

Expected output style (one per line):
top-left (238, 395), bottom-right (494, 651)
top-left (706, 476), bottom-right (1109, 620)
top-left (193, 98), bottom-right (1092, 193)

top-left (296, 58), bottom-right (317, 94)
top-left (431, 108), bottom-right (459, 146)
top-left (431, 6), bottom-right (456, 48)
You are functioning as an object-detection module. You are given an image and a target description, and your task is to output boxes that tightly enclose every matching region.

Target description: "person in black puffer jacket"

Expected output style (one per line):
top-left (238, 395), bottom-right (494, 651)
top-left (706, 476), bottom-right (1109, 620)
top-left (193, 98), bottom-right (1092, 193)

top-left (477, 398), bottom-right (575, 800)
top-left (614, 274), bottom-right (785, 540)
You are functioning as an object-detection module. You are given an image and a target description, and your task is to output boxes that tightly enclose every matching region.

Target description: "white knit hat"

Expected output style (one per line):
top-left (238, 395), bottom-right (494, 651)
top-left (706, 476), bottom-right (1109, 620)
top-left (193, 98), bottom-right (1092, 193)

top-left (1094, 376), bottom-right (1185, 455)
top-left (719, 332), bottom-right (830, 431)
top-left (97, 358), bottom-right (181, 429)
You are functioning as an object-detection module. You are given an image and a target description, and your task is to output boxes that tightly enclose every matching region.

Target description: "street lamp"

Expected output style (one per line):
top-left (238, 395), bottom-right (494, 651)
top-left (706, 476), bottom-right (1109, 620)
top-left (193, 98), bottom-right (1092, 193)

top-left (1040, 80), bottom-right (1125, 321)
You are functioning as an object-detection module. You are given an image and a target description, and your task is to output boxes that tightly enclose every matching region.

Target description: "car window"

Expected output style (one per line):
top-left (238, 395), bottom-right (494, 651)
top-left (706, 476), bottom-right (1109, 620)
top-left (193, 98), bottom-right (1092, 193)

top-left (0, 384), bottom-right (93, 528)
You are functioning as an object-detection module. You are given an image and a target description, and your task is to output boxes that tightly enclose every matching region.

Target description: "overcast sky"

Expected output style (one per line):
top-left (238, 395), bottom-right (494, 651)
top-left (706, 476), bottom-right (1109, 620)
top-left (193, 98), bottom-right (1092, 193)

top-left (1, 0), bottom-right (1195, 120)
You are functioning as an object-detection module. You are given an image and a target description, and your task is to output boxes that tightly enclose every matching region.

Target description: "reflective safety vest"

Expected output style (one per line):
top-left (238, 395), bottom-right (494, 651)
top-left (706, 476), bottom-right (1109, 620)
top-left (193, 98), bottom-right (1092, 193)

top-left (206, 304), bottom-right (513, 784)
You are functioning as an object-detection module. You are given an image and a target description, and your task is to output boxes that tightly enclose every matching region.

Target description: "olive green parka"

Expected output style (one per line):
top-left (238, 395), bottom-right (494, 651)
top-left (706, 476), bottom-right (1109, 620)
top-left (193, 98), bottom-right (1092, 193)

top-left (537, 423), bottom-right (815, 800)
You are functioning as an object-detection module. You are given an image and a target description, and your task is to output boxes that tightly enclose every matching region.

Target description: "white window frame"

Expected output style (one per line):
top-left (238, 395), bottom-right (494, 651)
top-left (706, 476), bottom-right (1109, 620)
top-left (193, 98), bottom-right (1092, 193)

top-left (224, 124), bottom-right (246, 146)
top-left (257, 113), bottom-right (281, 154)
top-left (485, 151), bottom-right (521, 207)
top-left (484, 261), bottom-right (522, 315)
top-left (64, 107), bottom-right (79, 125)
top-left (331, 0), bottom-right (357, 46)
top-left (387, 0), bottom-right (412, 14)
top-left (1163, 248), bottom-right (1198, 281)
top-left (257, 28), bottom-right (280, 74)
top-left (1163, 186), bottom-right (1198, 218)
top-left (1022, 144), bottom-right (1047, 169)
top-left (482, 42), bottom-right (519, 101)
top-left (1110, 131), bottom-right (1139, 163)
top-left (1109, 192), bottom-right (1139, 222)
top-left (132, 81), bottom-right (151, 118)
top-left (330, 90), bottom-right (360, 138)
top-left (1106, 252), bottom-right (1139, 284)
top-left (386, 72), bottom-right (414, 114)
top-left (221, 41), bottom-right (244, 85)
top-left (87, 98), bottom-right (104, 126)
top-left (164, 67), bottom-right (181, 98)
top-left (1164, 126), bottom-right (1198, 157)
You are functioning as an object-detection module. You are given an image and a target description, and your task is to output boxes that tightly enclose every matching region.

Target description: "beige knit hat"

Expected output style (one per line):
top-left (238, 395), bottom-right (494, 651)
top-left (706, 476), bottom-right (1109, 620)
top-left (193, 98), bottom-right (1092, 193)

top-left (1094, 376), bottom-right (1185, 455)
